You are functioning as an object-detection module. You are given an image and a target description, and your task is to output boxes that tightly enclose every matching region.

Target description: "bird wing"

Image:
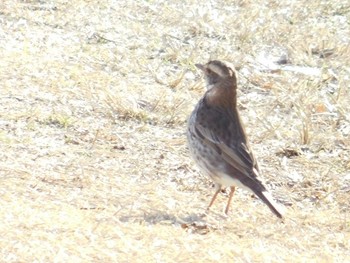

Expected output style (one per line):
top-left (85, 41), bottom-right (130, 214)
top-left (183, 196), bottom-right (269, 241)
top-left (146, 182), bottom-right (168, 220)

top-left (194, 104), bottom-right (259, 178)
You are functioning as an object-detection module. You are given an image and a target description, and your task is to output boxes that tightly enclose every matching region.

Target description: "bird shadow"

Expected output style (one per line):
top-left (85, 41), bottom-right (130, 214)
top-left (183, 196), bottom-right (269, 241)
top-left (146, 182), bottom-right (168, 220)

top-left (119, 210), bottom-right (205, 225)
top-left (118, 208), bottom-right (228, 234)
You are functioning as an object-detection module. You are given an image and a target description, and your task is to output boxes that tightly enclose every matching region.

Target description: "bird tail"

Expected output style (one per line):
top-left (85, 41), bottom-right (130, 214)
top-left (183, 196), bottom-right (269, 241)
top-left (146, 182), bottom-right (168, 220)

top-left (255, 190), bottom-right (284, 219)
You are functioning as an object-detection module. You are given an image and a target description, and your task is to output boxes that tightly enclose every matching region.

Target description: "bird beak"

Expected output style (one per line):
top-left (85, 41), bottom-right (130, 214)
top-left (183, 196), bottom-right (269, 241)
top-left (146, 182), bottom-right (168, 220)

top-left (195, 63), bottom-right (205, 71)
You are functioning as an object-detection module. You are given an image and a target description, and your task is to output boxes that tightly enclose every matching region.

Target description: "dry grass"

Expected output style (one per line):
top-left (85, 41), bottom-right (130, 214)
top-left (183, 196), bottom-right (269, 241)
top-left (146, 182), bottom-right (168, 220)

top-left (0, 0), bottom-right (349, 262)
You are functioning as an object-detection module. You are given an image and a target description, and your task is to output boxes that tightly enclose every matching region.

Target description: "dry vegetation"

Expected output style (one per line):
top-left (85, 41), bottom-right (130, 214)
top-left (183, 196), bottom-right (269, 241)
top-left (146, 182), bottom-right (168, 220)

top-left (0, 0), bottom-right (349, 262)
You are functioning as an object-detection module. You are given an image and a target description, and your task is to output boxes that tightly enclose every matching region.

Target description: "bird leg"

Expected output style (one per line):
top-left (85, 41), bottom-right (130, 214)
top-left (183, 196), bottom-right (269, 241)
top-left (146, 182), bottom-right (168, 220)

top-left (207, 185), bottom-right (221, 211)
top-left (224, 186), bottom-right (236, 215)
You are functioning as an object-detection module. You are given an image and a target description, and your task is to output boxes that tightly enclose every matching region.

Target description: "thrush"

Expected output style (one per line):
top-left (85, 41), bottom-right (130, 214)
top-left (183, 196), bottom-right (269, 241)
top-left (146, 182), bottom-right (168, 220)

top-left (187, 60), bottom-right (283, 218)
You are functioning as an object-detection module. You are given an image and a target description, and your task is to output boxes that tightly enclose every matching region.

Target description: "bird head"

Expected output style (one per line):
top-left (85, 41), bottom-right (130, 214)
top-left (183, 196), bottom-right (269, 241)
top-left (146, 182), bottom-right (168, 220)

top-left (195, 60), bottom-right (236, 87)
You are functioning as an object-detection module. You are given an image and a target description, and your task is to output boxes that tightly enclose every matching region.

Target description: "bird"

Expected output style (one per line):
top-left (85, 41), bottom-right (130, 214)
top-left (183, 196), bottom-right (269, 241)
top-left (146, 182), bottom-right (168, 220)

top-left (187, 60), bottom-right (283, 218)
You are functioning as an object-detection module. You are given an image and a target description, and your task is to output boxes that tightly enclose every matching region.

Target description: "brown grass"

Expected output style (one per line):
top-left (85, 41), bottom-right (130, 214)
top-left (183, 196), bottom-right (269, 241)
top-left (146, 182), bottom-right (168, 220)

top-left (0, 0), bottom-right (349, 262)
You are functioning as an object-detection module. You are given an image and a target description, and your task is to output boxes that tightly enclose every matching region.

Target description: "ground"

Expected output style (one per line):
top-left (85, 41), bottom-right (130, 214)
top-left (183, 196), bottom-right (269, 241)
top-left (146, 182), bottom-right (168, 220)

top-left (0, 0), bottom-right (349, 262)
